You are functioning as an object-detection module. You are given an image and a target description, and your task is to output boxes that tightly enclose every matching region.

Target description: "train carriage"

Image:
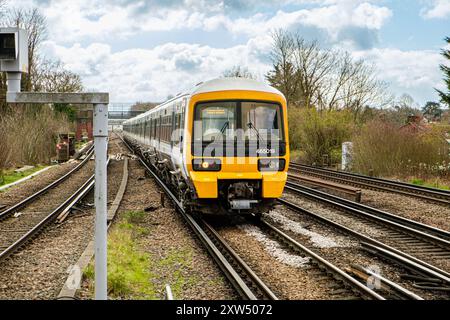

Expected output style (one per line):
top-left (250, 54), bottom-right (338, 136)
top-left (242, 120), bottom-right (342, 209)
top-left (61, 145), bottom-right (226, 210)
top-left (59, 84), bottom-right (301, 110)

top-left (123, 78), bottom-right (290, 215)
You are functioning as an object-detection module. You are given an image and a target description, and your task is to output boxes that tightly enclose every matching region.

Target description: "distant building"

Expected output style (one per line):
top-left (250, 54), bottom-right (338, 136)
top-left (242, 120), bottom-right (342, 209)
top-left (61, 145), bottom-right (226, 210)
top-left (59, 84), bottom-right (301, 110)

top-left (76, 105), bottom-right (93, 141)
top-left (400, 114), bottom-right (429, 133)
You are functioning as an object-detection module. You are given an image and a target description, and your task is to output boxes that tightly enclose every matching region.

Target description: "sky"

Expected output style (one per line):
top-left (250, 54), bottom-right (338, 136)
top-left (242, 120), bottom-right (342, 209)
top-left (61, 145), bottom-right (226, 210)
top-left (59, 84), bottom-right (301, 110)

top-left (3, 0), bottom-right (450, 105)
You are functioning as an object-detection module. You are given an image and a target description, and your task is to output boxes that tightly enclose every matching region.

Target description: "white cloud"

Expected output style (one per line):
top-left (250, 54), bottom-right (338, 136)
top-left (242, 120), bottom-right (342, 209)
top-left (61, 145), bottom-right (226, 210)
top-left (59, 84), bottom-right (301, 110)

top-left (9, 0), bottom-right (391, 48)
top-left (200, 2), bottom-right (392, 49)
top-left (8, 0), bottom-right (442, 105)
top-left (352, 48), bottom-right (445, 103)
top-left (41, 36), bottom-right (445, 106)
top-left (41, 36), bottom-right (272, 102)
top-left (421, 0), bottom-right (450, 19)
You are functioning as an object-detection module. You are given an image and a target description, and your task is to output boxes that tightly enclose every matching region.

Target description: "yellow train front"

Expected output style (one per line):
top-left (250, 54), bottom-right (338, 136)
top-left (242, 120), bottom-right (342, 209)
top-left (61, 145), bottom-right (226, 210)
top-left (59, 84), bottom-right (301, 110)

top-left (123, 78), bottom-right (289, 216)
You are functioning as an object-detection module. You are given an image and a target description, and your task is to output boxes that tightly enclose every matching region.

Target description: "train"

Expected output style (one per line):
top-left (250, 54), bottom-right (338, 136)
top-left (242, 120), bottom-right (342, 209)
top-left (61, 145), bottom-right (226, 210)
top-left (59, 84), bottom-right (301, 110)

top-left (123, 78), bottom-right (290, 216)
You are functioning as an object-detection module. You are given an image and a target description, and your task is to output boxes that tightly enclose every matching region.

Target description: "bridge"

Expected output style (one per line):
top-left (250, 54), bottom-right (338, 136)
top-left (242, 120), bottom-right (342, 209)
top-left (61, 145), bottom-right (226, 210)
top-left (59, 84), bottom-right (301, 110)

top-left (108, 103), bottom-right (146, 129)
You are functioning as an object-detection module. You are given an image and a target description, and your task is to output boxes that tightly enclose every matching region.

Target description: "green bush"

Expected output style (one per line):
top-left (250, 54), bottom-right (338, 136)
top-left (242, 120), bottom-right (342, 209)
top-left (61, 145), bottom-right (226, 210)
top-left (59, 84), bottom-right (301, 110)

top-left (352, 119), bottom-right (450, 177)
top-left (288, 107), bottom-right (354, 165)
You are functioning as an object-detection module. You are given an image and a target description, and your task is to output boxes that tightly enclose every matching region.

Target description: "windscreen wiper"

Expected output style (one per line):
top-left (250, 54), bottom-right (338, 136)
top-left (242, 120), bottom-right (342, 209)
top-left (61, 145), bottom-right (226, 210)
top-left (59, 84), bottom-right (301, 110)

top-left (220, 121), bottom-right (229, 134)
top-left (247, 122), bottom-right (265, 144)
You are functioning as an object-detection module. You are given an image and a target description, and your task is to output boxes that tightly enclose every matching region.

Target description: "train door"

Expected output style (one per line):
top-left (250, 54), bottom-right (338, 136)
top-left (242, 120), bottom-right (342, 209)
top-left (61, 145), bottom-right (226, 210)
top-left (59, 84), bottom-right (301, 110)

top-left (158, 115), bottom-right (162, 146)
top-left (171, 104), bottom-right (176, 149)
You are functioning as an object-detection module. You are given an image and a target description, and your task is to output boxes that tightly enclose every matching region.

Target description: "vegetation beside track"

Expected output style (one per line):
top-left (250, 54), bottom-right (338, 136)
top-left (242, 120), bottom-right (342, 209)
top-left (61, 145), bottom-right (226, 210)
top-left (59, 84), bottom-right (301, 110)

top-left (83, 210), bottom-right (202, 300)
top-left (0, 5), bottom-right (82, 172)
top-left (268, 30), bottom-right (450, 181)
top-left (410, 178), bottom-right (450, 191)
top-left (84, 211), bottom-right (156, 300)
top-left (0, 165), bottom-right (48, 188)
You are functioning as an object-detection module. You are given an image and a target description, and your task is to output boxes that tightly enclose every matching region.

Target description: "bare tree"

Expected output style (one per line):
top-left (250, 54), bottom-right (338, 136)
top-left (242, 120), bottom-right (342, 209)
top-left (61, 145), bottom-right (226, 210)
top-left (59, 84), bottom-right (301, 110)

top-left (293, 37), bottom-right (334, 109)
top-left (396, 93), bottom-right (418, 109)
top-left (131, 102), bottom-right (159, 112)
top-left (223, 65), bottom-right (256, 80)
top-left (33, 59), bottom-right (83, 93)
top-left (267, 29), bottom-right (391, 115)
top-left (266, 29), bottom-right (299, 106)
top-left (341, 61), bottom-right (391, 117)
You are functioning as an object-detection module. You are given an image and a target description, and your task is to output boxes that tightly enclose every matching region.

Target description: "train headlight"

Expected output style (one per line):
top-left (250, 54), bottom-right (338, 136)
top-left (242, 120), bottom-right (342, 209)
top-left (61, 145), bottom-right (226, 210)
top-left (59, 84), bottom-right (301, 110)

top-left (193, 159), bottom-right (222, 172)
top-left (258, 159), bottom-right (286, 172)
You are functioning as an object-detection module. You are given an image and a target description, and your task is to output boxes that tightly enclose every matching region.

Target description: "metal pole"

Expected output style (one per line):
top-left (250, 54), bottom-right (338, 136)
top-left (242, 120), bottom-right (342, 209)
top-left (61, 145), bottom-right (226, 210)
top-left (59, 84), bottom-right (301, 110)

top-left (93, 103), bottom-right (109, 300)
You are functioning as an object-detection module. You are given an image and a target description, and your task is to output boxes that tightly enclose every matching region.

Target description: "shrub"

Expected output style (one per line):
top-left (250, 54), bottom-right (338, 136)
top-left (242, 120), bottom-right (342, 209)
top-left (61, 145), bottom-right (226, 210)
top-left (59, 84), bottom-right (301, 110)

top-left (352, 119), bottom-right (450, 177)
top-left (288, 107), bottom-right (354, 165)
top-left (0, 105), bottom-right (73, 169)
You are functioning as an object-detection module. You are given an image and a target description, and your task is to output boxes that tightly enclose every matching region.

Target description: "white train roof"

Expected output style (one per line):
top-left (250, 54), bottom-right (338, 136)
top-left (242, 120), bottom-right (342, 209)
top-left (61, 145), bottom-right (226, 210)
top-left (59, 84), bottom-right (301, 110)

top-left (191, 78), bottom-right (284, 97)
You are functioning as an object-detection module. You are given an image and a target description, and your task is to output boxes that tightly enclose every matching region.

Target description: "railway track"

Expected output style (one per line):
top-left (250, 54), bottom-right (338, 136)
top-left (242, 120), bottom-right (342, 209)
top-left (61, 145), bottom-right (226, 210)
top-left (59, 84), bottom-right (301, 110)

top-left (119, 134), bottom-right (407, 300)
top-left (279, 186), bottom-right (450, 293)
top-left (284, 182), bottom-right (450, 272)
top-left (119, 134), bottom-right (277, 300)
top-left (0, 145), bottom-right (94, 221)
top-left (289, 163), bottom-right (450, 206)
top-left (0, 149), bottom-right (98, 263)
top-left (254, 219), bottom-right (387, 300)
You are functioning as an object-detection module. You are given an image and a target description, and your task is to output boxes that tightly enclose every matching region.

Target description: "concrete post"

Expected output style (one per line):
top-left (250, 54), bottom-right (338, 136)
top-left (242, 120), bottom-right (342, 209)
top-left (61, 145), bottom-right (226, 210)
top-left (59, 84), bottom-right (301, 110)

top-left (342, 142), bottom-right (353, 172)
top-left (93, 103), bottom-right (109, 300)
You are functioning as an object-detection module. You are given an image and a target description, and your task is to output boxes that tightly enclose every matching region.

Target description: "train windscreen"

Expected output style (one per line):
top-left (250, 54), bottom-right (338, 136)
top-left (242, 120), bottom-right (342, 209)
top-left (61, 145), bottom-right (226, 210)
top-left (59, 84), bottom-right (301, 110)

top-left (193, 101), bottom-right (286, 157)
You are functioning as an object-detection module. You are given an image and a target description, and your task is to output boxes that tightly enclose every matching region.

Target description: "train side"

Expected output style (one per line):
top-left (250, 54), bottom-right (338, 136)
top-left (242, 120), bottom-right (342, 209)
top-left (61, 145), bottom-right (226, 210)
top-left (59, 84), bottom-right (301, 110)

top-left (123, 78), bottom-right (290, 215)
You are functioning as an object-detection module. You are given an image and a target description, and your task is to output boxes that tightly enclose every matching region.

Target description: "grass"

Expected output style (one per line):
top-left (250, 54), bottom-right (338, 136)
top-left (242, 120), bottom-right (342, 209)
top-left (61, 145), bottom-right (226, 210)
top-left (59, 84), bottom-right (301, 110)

top-left (290, 150), bottom-right (303, 162)
top-left (83, 210), bottom-right (203, 300)
top-left (410, 178), bottom-right (450, 191)
top-left (0, 165), bottom-right (48, 187)
top-left (84, 211), bottom-right (157, 300)
top-left (157, 248), bottom-right (199, 298)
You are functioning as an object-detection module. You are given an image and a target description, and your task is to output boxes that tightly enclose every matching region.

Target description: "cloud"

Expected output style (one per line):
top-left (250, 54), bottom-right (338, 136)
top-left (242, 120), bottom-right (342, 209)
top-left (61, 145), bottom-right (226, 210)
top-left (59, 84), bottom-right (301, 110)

top-left (202, 2), bottom-right (392, 49)
top-left (352, 48), bottom-right (445, 103)
top-left (421, 0), bottom-right (450, 19)
top-left (11, 0), bottom-right (440, 106)
top-left (10, 0), bottom-right (391, 50)
top-left (41, 36), bottom-right (444, 106)
top-left (41, 36), bottom-right (272, 102)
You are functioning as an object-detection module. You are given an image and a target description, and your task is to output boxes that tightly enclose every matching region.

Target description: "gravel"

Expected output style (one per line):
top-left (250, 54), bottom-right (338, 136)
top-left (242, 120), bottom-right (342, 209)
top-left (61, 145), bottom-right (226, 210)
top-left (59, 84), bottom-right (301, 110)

top-left (78, 136), bottom-right (235, 300)
top-left (283, 192), bottom-right (390, 239)
top-left (267, 210), bottom-right (342, 248)
top-left (0, 137), bottom-right (124, 300)
top-left (238, 224), bottom-right (311, 268)
top-left (264, 205), bottom-right (448, 300)
top-left (279, 192), bottom-right (450, 298)
top-left (361, 189), bottom-right (450, 231)
top-left (0, 161), bottom-right (79, 208)
top-left (291, 174), bottom-right (450, 232)
top-left (217, 222), bottom-right (355, 300)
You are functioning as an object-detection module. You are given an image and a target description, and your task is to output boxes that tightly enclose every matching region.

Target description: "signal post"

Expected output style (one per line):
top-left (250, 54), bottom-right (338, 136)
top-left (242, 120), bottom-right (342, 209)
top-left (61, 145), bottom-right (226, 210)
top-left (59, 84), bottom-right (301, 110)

top-left (0, 27), bottom-right (109, 300)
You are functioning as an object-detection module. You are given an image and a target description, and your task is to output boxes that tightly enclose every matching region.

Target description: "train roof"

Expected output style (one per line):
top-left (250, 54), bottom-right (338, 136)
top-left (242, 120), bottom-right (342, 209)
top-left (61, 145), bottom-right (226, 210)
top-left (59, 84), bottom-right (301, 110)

top-left (123, 78), bottom-right (285, 124)
top-left (190, 78), bottom-right (284, 97)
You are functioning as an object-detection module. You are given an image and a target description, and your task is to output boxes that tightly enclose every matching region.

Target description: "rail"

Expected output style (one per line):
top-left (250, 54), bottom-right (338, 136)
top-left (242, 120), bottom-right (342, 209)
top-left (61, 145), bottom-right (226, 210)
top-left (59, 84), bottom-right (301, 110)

top-left (0, 145), bottom-right (94, 221)
top-left (118, 133), bottom-right (278, 300)
top-left (290, 163), bottom-right (450, 205)
top-left (0, 157), bottom-right (111, 263)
